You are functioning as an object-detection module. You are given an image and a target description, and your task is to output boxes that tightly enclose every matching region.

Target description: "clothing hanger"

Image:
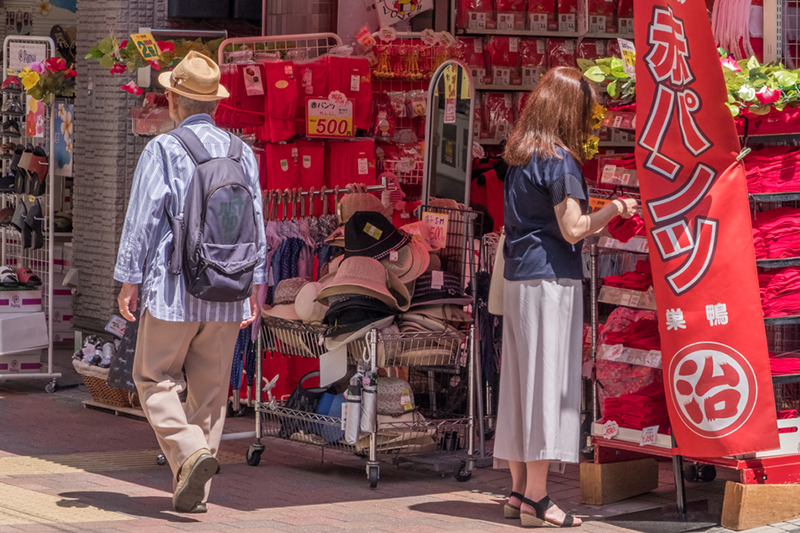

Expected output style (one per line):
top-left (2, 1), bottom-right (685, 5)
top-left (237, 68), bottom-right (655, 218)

top-left (282, 189), bottom-right (289, 221)
top-left (334, 186), bottom-right (341, 222)
top-left (322, 188), bottom-right (329, 216)
top-left (307, 187), bottom-right (315, 219)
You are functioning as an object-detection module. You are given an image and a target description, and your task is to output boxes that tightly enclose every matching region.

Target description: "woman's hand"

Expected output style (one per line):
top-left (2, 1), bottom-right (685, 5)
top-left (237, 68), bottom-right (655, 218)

top-left (613, 198), bottom-right (638, 219)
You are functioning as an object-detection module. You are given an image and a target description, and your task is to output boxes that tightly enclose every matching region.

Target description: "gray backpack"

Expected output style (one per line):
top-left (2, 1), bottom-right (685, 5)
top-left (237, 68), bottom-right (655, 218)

top-left (166, 127), bottom-right (259, 302)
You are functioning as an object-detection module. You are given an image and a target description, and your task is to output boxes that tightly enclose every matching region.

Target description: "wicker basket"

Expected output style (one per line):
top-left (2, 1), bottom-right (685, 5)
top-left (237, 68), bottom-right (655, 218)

top-left (73, 359), bottom-right (139, 409)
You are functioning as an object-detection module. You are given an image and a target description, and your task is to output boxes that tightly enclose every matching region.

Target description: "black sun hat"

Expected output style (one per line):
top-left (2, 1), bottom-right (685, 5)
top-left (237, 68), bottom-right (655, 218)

top-left (343, 211), bottom-right (409, 260)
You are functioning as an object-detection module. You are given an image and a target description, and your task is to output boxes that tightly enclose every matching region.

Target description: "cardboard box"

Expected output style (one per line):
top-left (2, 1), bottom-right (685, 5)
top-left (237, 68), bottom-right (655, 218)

top-left (0, 313), bottom-right (49, 355)
top-left (52, 288), bottom-right (73, 309)
top-left (50, 308), bottom-right (74, 326)
top-left (0, 350), bottom-right (42, 374)
top-left (0, 289), bottom-right (42, 313)
top-left (580, 459), bottom-right (659, 505)
top-left (53, 331), bottom-right (75, 344)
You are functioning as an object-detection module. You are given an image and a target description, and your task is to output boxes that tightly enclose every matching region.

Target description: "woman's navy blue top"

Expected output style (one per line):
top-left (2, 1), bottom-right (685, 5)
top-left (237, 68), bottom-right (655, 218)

top-left (503, 146), bottom-right (588, 281)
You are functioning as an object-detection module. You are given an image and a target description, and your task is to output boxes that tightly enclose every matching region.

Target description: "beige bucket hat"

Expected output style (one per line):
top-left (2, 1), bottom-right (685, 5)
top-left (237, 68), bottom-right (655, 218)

top-left (158, 50), bottom-right (230, 101)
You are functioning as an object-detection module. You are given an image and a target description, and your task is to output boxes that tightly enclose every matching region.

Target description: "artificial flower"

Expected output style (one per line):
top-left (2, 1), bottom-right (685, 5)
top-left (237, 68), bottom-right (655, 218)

top-left (720, 57), bottom-right (742, 72)
top-left (120, 81), bottom-right (144, 96)
top-left (30, 61), bottom-right (46, 74)
top-left (20, 70), bottom-right (40, 91)
top-left (60, 111), bottom-right (73, 137)
top-left (590, 104), bottom-right (606, 130)
top-left (584, 135), bottom-right (600, 160)
top-left (109, 63), bottom-right (126, 75)
top-left (36, 0), bottom-right (51, 16)
top-left (45, 57), bottom-right (67, 72)
top-left (63, 69), bottom-right (77, 78)
top-left (28, 98), bottom-right (38, 114)
top-left (157, 41), bottom-right (175, 52)
top-left (756, 86), bottom-right (781, 105)
top-left (147, 60), bottom-right (161, 71)
top-left (119, 40), bottom-right (128, 49)
top-left (737, 85), bottom-right (756, 102)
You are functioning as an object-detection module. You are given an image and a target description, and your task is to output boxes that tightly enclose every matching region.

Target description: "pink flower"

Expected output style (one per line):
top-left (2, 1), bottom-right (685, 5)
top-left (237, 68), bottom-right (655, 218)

top-left (119, 40), bottom-right (128, 49)
top-left (157, 41), bottom-right (174, 52)
top-left (120, 81), bottom-right (144, 96)
top-left (29, 61), bottom-right (45, 74)
top-left (756, 85), bottom-right (781, 105)
top-left (63, 69), bottom-right (77, 79)
top-left (147, 60), bottom-right (161, 71)
top-left (45, 57), bottom-right (66, 72)
top-left (720, 57), bottom-right (742, 72)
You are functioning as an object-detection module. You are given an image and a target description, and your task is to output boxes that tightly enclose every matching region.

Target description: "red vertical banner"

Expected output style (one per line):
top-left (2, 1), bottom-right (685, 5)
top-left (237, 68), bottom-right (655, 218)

top-left (634, 0), bottom-right (779, 457)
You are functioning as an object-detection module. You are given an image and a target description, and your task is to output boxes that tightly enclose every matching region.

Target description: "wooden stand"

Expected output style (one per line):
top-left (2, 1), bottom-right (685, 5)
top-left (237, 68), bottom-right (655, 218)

top-left (721, 480), bottom-right (800, 530)
top-left (580, 458), bottom-right (659, 505)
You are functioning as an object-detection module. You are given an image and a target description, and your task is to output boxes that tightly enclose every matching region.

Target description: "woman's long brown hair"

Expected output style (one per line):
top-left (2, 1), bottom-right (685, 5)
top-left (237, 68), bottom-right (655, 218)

top-left (503, 66), bottom-right (598, 167)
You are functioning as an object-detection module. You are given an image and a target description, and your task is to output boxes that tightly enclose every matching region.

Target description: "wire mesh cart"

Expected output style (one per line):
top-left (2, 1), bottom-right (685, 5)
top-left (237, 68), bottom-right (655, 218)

top-left (246, 205), bottom-right (482, 488)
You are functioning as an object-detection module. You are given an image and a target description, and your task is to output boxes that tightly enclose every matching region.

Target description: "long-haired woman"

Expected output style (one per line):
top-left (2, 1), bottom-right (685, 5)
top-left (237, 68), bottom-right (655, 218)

top-left (495, 66), bottom-right (637, 528)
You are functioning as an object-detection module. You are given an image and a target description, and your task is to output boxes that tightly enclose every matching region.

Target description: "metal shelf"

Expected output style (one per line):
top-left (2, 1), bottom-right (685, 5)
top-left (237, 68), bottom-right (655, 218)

top-left (750, 192), bottom-right (800, 203)
top-left (757, 258), bottom-right (800, 269)
top-left (764, 315), bottom-right (800, 326)
top-left (457, 28), bottom-right (634, 39)
top-left (772, 373), bottom-right (800, 385)
top-left (478, 138), bottom-right (504, 146)
top-left (599, 141), bottom-right (636, 148)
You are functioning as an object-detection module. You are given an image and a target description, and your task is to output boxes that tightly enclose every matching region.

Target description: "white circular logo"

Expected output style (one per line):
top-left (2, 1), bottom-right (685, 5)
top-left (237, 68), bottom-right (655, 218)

top-left (669, 342), bottom-right (757, 439)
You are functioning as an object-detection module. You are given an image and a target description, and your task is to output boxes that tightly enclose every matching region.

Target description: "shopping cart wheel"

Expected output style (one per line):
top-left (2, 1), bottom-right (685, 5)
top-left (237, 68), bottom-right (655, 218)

top-left (368, 464), bottom-right (379, 489)
top-left (683, 464), bottom-right (698, 482)
top-left (45, 381), bottom-right (57, 394)
top-left (454, 461), bottom-right (472, 482)
top-left (698, 464), bottom-right (716, 482)
top-left (156, 454), bottom-right (167, 466)
top-left (246, 444), bottom-right (264, 467)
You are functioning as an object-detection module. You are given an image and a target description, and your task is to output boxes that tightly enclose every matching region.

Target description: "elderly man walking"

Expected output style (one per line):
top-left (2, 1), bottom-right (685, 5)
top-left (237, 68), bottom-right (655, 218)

top-left (114, 51), bottom-right (266, 513)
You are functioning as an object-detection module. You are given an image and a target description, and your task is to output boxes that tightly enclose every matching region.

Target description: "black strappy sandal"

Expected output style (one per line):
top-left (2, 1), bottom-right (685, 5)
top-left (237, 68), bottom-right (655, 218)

top-left (504, 491), bottom-right (525, 519)
top-left (520, 497), bottom-right (549, 527)
top-left (536, 495), bottom-right (579, 528)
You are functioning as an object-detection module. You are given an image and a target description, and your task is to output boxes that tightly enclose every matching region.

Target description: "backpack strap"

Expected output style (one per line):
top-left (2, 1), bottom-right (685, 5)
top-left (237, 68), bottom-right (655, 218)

top-left (227, 133), bottom-right (243, 163)
top-left (168, 127), bottom-right (213, 165)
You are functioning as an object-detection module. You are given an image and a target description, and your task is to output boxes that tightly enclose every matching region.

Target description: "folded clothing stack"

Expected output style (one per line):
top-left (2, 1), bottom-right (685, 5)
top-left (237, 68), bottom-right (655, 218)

top-left (603, 317), bottom-right (661, 351)
top-left (607, 213), bottom-right (646, 244)
top-left (602, 381), bottom-right (670, 433)
top-left (769, 355), bottom-right (800, 375)
top-left (752, 207), bottom-right (800, 260)
top-left (744, 146), bottom-right (800, 194)
top-left (779, 409), bottom-right (798, 434)
top-left (759, 267), bottom-right (800, 318)
top-left (603, 260), bottom-right (653, 291)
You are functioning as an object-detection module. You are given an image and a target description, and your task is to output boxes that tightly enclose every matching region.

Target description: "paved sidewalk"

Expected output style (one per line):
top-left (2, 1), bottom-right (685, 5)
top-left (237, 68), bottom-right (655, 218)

top-left (0, 351), bottom-right (798, 533)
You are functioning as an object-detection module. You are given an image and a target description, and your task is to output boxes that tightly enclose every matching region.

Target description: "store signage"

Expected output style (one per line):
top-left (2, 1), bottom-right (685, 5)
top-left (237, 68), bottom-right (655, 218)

top-left (618, 39), bottom-right (636, 80)
top-left (7, 42), bottom-right (47, 75)
top-left (421, 211), bottom-right (449, 249)
top-left (130, 33), bottom-right (161, 61)
top-left (602, 420), bottom-right (619, 439)
top-left (306, 92), bottom-right (355, 139)
top-left (635, 0), bottom-right (778, 457)
top-left (640, 425), bottom-right (659, 447)
top-left (588, 197), bottom-right (611, 214)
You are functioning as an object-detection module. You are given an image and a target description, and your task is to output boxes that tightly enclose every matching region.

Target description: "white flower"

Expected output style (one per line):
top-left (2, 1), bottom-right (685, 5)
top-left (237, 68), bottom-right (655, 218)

top-left (36, 1), bottom-right (52, 16)
top-left (738, 85), bottom-right (756, 102)
top-left (57, 104), bottom-right (65, 120)
top-left (60, 112), bottom-right (73, 137)
top-left (66, 138), bottom-right (73, 154)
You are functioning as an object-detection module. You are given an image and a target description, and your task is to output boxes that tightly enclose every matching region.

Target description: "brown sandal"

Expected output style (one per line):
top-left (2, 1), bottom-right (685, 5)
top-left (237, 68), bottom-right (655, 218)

top-left (504, 491), bottom-right (524, 519)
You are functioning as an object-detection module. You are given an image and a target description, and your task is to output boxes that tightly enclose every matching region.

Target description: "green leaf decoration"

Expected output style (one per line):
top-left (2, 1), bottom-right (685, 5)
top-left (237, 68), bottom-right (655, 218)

top-left (610, 57), bottom-right (624, 71)
top-left (774, 70), bottom-right (798, 87)
top-left (726, 103), bottom-right (739, 117)
top-left (718, 47), bottom-right (728, 59)
top-left (98, 37), bottom-right (113, 55)
top-left (747, 56), bottom-right (760, 70)
top-left (98, 54), bottom-right (115, 69)
top-left (583, 66), bottom-right (606, 83)
top-left (607, 80), bottom-right (619, 99)
top-left (577, 58), bottom-right (596, 72)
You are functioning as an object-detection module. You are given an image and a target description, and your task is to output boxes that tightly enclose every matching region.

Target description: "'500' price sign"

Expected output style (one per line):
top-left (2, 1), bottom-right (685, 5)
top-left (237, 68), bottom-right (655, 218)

top-left (307, 98), bottom-right (355, 139)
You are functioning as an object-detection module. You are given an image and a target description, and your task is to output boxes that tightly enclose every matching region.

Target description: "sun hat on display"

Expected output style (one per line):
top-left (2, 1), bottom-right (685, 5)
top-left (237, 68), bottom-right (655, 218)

top-left (426, 253), bottom-right (442, 273)
top-left (406, 304), bottom-right (473, 324)
top-left (324, 226), bottom-right (345, 247)
top-left (380, 240), bottom-right (430, 284)
top-left (339, 193), bottom-right (392, 224)
top-left (400, 221), bottom-right (442, 252)
top-left (323, 295), bottom-right (396, 331)
top-left (317, 256), bottom-right (411, 312)
top-left (410, 271), bottom-right (472, 307)
top-left (343, 211), bottom-right (409, 260)
top-left (262, 277), bottom-right (309, 321)
top-left (158, 50), bottom-right (230, 101)
top-left (324, 315), bottom-right (395, 352)
top-left (294, 282), bottom-right (328, 324)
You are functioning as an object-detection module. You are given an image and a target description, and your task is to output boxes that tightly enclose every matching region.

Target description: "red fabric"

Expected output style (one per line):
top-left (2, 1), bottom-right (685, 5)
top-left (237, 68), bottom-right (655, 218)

top-left (264, 143), bottom-right (300, 190)
top-left (546, 38), bottom-right (576, 68)
top-left (471, 157), bottom-right (506, 232)
top-left (752, 207), bottom-right (800, 260)
top-left (261, 61), bottom-right (298, 143)
top-left (603, 261), bottom-right (653, 291)
top-left (295, 58), bottom-right (329, 136)
top-left (744, 146), bottom-right (800, 194)
top-left (759, 267), bottom-right (800, 318)
top-left (604, 318), bottom-right (661, 351)
top-left (608, 213), bottom-right (646, 243)
top-left (216, 64), bottom-right (266, 129)
top-left (391, 200), bottom-right (421, 227)
top-left (327, 56), bottom-right (373, 131)
top-left (483, 92), bottom-right (515, 140)
top-left (326, 139), bottom-right (376, 190)
top-left (769, 357), bottom-right (800, 376)
top-left (602, 381), bottom-right (670, 433)
top-left (296, 140), bottom-right (326, 211)
top-left (520, 39), bottom-right (547, 85)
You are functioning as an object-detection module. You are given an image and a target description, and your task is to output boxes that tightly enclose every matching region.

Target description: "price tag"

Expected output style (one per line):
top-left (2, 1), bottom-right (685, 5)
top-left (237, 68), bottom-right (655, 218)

top-left (130, 33), bottom-right (161, 61)
top-left (498, 13), bottom-right (515, 30)
top-left (380, 27), bottom-right (397, 42)
top-left (401, 388), bottom-right (413, 411)
top-left (350, 74), bottom-right (361, 92)
top-left (602, 420), bottom-right (619, 440)
top-left (589, 15), bottom-right (607, 34)
top-left (421, 28), bottom-right (437, 46)
top-left (529, 13), bottom-right (548, 31)
top-left (306, 96), bottom-right (355, 139)
top-left (243, 65), bottom-right (264, 96)
top-left (645, 350), bottom-right (662, 368)
top-left (422, 211), bottom-right (449, 249)
top-left (445, 98), bottom-right (456, 124)
top-left (619, 18), bottom-right (634, 36)
top-left (603, 344), bottom-right (624, 361)
top-left (619, 292), bottom-right (631, 306)
top-left (105, 315), bottom-right (127, 338)
top-left (469, 12), bottom-right (487, 29)
top-left (357, 157), bottom-right (369, 175)
top-left (493, 67), bottom-right (511, 86)
top-left (601, 164), bottom-right (617, 183)
top-left (389, 250), bottom-right (399, 262)
top-left (619, 38), bottom-right (637, 80)
top-left (640, 425), bottom-right (659, 447)
top-left (628, 292), bottom-right (641, 308)
top-left (431, 270), bottom-right (445, 290)
top-left (559, 13), bottom-right (576, 32)
top-left (588, 197), bottom-right (611, 214)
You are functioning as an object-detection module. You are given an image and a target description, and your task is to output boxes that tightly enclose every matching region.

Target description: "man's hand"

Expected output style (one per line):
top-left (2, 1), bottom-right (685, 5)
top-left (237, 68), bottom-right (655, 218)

top-left (118, 283), bottom-right (139, 322)
top-left (241, 285), bottom-right (261, 330)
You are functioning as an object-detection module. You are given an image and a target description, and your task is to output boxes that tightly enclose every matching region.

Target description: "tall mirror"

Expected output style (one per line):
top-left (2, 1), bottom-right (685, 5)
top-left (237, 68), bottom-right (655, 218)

top-left (421, 60), bottom-right (475, 207)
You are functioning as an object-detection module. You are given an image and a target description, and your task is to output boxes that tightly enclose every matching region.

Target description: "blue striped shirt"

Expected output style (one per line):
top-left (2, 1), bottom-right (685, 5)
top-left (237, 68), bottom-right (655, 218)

top-left (114, 114), bottom-right (267, 322)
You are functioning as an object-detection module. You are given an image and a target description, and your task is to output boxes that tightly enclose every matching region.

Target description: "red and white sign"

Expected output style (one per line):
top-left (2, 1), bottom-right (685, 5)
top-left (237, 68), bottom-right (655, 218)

top-left (635, 0), bottom-right (778, 457)
top-left (306, 92), bottom-right (355, 139)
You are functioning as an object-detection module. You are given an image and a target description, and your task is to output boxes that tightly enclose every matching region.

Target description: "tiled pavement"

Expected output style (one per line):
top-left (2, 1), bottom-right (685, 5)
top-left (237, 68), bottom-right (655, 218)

top-left (1, 351), bottom-right (799, 533)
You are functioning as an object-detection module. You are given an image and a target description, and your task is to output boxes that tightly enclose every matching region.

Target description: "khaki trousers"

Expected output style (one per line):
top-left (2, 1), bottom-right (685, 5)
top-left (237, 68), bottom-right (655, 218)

top-left (133, 310), bottom-right (240, 498)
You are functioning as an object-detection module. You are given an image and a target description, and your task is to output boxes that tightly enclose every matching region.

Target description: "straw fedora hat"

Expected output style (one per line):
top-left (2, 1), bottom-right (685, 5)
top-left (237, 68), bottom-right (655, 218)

top-left (294, 282), bottom-right (328, 324)
top-left (158, 50), bottom-right (230, 101)
top-left (380, 240), bottom-right (430, 284)
top-left (339, 193), bottom-right (392, 224)
top-left (317, 256), bottom-right (411, 312)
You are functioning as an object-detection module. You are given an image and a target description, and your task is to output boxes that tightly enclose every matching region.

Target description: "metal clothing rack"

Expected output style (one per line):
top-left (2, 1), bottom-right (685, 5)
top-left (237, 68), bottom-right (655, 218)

top-left (0, 36), bottom-right (61, 393)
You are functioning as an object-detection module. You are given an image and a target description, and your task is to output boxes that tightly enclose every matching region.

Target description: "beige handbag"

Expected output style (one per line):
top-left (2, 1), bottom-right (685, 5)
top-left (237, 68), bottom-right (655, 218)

top-left (488, 229), bottom-right (505, 316)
